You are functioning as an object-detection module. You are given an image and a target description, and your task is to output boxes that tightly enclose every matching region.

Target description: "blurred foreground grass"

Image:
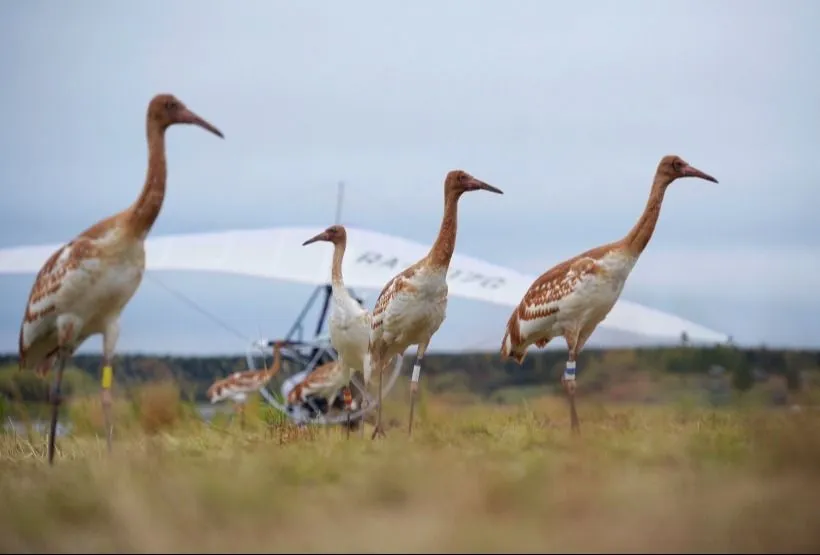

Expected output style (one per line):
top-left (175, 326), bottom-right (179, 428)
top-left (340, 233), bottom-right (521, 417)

top-left (2, 388), bottom-right (820, 553)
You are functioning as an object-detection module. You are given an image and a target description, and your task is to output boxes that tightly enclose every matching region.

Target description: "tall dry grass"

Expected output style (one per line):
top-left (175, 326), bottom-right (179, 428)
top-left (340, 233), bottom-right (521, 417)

top-left (1, 391), bottom-right (820, 553)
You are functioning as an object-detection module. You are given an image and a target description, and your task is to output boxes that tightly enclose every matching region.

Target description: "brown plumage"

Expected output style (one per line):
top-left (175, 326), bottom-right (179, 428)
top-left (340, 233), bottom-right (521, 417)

top-left (207, 342), bottom-right (284, 404)
top-left (18, 93), bottom-right (223, 464)
top-left (500, 155), bottom-right (718, 433)
top-left (286, 360), bottom-right (355, 413)
top-left (207, 342), bottom-right (283, 427)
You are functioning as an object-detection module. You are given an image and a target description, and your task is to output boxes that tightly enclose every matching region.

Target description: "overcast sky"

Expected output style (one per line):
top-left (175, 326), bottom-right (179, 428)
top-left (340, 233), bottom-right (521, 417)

top-left (0, 0), bottom-right (818, 358)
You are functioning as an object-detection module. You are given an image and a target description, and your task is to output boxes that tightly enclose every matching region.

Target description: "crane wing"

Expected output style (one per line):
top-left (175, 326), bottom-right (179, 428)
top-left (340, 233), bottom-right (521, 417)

top-left (288, 362), bottom-right (342, 402)
top-left (519, 256), bottom-right (601, 322)
top-left (370, 263), bottom-right (420, 332)
top-left (18, 238), bottom-right (101, 369)
top-left (207, 367), bottom-right (274, 401)
top-left (501, 255), bottom-right (604, 360)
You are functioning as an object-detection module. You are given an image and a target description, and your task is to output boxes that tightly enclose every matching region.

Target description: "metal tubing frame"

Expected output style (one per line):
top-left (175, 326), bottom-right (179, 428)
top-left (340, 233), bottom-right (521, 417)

top-left (248, 283), bottom-right (404, 426)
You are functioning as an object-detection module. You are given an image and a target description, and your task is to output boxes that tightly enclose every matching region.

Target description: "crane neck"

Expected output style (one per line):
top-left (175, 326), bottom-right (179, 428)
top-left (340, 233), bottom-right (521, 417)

top-left (126, 121), bottom-right (167, 239)
top-left (622, 175), bottom-right (672, 257)
top-left (427, 190), bottom-right (461, 270)
top-left (330, 238), bottom-right (347, 291)
top-left (266, 346), bottom-right (282, 378)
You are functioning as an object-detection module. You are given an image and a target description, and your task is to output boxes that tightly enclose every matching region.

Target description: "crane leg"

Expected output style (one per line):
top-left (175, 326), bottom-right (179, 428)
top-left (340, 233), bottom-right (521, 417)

top-left (360, 355), bottom-right (372, 439)
top-left (362, 352), bottom-right (373, 393)
top-left (355, 376), bottom-right (366, 439)
top-left (341, 385), bottom-right (353, 440)
top-left (371, 364), bottom-right (386, 439)
top-left (100, 320), bottom-right (120, 454)
top-left (48, 317), bottom-right (80, 465)
top-left (562, 347), bottom-right (581, 435)
top-left (237, 402), bottom-right (245, 430)
top-left (371, 347), bottom-right (388, 440)
top-left (359, 394), bottom-right (366, 439)
top-left (47, 351), bottom-right (67, 466)
top-left (407, 342), bottom-right (428, 437)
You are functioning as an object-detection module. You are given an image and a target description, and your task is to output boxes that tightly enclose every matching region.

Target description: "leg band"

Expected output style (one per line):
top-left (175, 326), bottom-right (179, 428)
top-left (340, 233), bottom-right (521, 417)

top-left (411, 363), bottom-right (421, 383)
top-left (101, 365), bottom-right (113, 389)
top-left (563, 360), bottom-right (576, 381)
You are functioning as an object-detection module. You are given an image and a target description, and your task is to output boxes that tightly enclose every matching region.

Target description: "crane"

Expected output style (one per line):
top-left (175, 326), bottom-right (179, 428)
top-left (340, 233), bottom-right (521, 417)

top-left (500, 154), bottom-right (717, 433)
top-left (302, 225), bottom-right (372, 386)
top-left (18, 93), bottom-right (223, 464)
top-left (302, 224), bottom-right (373, 436)
top-left (207, 341), bottom-right (284, 428)
top-left (368, 170), bottom-right (503, 438)
top-left (285, 360), bottom-right (357, 419)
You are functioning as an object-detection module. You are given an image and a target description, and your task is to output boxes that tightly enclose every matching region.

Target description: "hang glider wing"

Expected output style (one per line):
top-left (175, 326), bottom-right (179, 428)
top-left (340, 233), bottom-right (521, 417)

top-left (0, 226), bottom-right (729, 344)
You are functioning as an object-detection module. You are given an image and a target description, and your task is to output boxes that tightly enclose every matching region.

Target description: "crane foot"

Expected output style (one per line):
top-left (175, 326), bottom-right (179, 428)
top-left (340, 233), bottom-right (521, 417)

top-left (371, 424), bottom-right (386, 440)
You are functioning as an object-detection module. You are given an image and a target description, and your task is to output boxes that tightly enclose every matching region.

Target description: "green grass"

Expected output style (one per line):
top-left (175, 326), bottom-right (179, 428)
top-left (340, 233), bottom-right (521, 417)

top-left (2, 391), bottom-right (820, 553)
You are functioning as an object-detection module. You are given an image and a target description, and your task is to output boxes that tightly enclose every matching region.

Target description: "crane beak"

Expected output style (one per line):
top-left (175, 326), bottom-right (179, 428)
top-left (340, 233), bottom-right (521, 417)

top-left (302, 232), bottom-right (329, 246)
top-left (682, 164), bottom-right (718, 183)
top-left (179, 108), bottom-right (224, 139)
top-left (470, 178), bottom-right (504, 194)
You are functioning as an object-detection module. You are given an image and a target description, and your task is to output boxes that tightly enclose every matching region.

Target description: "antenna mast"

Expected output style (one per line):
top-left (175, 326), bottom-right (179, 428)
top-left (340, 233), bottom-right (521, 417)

top-left (334, 181), bottom-right (345, 225)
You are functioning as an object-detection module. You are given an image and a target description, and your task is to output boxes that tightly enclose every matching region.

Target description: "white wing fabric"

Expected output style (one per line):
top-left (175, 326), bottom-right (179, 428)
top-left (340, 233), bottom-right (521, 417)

top-left (0, 226), bottom-right (729, 344)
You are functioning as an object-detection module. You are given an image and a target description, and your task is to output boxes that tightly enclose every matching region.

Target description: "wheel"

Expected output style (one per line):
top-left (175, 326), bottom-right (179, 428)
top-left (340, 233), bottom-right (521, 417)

top-left (247, 338), bottom-right (405, 426)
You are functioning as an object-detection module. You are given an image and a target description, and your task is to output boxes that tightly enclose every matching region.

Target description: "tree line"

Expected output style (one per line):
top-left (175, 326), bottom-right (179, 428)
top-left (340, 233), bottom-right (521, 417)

top-left (0, 345), bottom-right (816, 406)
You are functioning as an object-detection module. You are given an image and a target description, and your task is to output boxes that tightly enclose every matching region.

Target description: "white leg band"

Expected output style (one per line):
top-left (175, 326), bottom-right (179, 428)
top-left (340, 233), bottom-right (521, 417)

top-left (563, 360), bottom-right (576, 381)
top-left (411, 363), bottom-right (421, 383)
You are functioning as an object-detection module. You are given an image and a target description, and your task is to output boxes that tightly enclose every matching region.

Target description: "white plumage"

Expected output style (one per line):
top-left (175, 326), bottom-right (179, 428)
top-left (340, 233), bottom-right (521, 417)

top-left (20, 231), bottom-right (142, 375)
top-left (370, 267), bottom-right (448, 373)
top-left (329, 283), bottom-right (373, 387)
top-left (302, 225), bottom-right (373, 390)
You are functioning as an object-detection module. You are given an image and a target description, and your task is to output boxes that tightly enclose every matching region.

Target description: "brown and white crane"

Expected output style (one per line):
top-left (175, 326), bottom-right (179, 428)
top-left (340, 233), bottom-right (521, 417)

top-left (369, 170), bottom-right (503, 439)
top-left (500, 155), bottom-right (717, 433)
top-left (285, 360), bottom-right (358, 417)
top-left (18, 93), bottom-right (223, 464)
top-left (207, 341), bottom-right (285, 427)
top-left (302, 225), bottom-right (372, 388)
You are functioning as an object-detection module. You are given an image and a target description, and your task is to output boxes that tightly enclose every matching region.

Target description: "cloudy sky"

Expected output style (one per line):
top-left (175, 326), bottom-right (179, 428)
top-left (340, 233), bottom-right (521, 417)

top-left (0, 0), bottom-right (818, 357)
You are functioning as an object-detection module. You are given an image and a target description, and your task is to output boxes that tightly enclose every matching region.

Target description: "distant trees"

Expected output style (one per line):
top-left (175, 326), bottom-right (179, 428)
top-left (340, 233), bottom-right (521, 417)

top-left (0, 346), bottom-right (816, 406)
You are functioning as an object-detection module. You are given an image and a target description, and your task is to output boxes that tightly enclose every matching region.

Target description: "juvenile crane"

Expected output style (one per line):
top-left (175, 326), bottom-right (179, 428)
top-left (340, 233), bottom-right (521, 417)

top-left (302, 225), bottom-right (373, 388)
top-left (207, 341), bottom-right (285, 427)
top-left (285, 361), bottom-right (357, 418)
top-left (369, 170), bottom-right (503, 439)
top-left (500, 155), bottom-right (718, 433)
top-left (18, 93), bottom-right (223, 464)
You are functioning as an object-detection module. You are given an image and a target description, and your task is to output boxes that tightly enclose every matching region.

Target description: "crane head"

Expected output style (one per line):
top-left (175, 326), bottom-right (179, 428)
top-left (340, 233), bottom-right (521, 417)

top-left (286, 382), bottom-right (305, 408)
top-left (206, 382), bottom-right (226, 404)
top-left (444, 170), bottom-right (504, 196)
top-left (148, 93), bottom-right (224, 138)
top-left (657, 155), bottom-right (718, 185)
top-left (302, 224), bottom-right (347, 246)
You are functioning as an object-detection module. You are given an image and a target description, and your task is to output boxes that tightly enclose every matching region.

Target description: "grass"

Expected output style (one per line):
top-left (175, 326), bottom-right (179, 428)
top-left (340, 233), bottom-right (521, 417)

top-left (2, 386), bottom-right (820, 553)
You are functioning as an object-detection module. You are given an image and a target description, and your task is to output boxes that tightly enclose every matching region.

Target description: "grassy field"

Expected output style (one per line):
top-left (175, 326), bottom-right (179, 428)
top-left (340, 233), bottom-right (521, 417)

top-left (2, 387), bottom-right (820, 553)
